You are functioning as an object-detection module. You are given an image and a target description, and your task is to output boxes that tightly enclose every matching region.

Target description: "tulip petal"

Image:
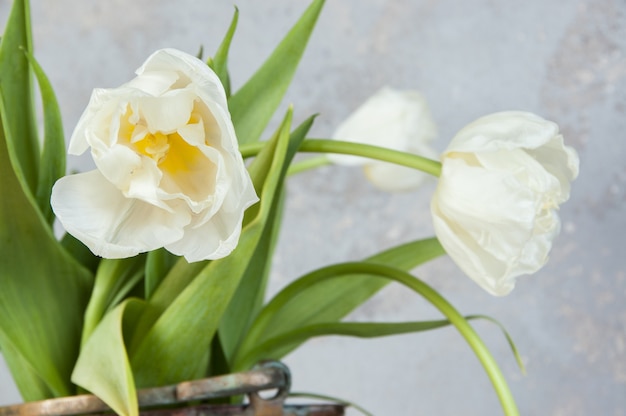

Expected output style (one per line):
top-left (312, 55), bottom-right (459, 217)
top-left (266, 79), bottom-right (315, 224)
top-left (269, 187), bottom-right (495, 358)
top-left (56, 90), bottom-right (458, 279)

top-left (447, 111), bottom-right (559, 153)
top-left (364, 163), bottom-right (430, 192)
top-left (52, 170), bottom-right (189, 258)
top-left (432, 111), bottom-right (579, 295)
top-left (525, 134), bottom-right (580, 202)
top-left (431, 205), bottom-right (516, 296)
top-left (434, 158), bottom-right (538, 273)
top-left (125, 70), bottom-right (179, 97)
top-left (137, 90), bottom-right (195, 134)
top-left (158, 144), bottom-right (222, 212)
top-left (69, 88), bottom-right (119, 155)
top-left (138, 49), bottom-right (228, 110)
top-left (55, 48), bottom-right (257, 263)
top-left (329, 87), bottom-right (437, 192)
top-left (166, 181), bottom-right (258, 262)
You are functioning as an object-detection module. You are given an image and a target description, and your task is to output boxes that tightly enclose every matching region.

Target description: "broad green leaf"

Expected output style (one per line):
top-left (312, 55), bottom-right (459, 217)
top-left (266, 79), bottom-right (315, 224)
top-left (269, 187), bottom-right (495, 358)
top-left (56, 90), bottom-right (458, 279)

top-left (240, 262), bottom-right (520, 415)
top-left (0, 98), bottom-right (93, 399)
top-left (208, 334), bottom-right (230, 379)
top-left (81, 257), bottom-right (146, 346)
top-left (237, 320), bottom-right (456, 370)
top-left (0, 0), bottom-right (39, 193)
top-left (128, 108), bottom-right (304, 388)
top-left (73, 299), bottom-right (146, 416)
top-left (61, 232), bottom-right (101, 274)
top-left (216, 190), bottom-right (285, 368)
top-left (207, 7), bottom-right (238, 97)
top-left (24, 50), bottom-right (66, 225)
top-left (144, 248), bottom-right (178, 300)
top-left (218, 115), bottom-right (316, 366)
top-left (228, 0), bottom-right (324, 144)
top-left (253, 237), bottom-right (445, 349)
top-left (0, 338), bottom-right (53, 400)
top-left (134, 259), bottom-right (206, 325)
top-left (238, 315), bottom-right (524, 378)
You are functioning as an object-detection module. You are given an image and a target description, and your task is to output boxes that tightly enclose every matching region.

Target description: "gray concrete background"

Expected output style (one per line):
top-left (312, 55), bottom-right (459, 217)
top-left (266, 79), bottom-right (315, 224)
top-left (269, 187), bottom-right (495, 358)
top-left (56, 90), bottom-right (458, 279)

top-left (1, 1), bottom-right (625, 415)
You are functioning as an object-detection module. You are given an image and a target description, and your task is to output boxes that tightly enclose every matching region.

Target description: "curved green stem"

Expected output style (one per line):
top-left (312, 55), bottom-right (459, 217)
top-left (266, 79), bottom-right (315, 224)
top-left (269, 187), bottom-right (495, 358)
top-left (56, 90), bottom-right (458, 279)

top-left (239, 262), bottom-right (519, 416)
top-left (287, 155), bottom-right (331, 175)
top-left (240, 138), bottom-right (442, 177)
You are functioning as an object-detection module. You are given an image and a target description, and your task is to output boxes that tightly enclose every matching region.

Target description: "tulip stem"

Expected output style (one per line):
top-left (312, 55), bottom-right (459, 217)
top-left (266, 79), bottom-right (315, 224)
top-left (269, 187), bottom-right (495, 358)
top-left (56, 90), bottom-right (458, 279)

top-left (240, 138), bottom-right (442, 177)
top-left (287, 155), bottom-right (331, 175)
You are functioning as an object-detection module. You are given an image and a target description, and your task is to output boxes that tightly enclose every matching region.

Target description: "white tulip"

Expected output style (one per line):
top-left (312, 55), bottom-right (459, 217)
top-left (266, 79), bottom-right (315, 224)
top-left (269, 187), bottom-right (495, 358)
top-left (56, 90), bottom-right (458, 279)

top-left (328, 87), bottom-right (437, 192)
top-left (431, 111), bottom-right (579, 296)
top-left (51, 49), bottom-right (258, 262)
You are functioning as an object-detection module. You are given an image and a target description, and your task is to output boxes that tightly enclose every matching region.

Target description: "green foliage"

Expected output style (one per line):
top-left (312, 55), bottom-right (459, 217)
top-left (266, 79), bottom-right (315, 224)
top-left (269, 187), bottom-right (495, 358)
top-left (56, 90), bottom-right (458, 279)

top-left (144, 249), bottom-right (177, 300)
top-left (72, 299), bottom-right (146, 416)
top-left (0, 0), bottom-right (39, 193)
top-left (61, 232), bottom-right (101, 274)
top-left (0, 97), bottom-right (94, 400)
top-left (207, 7), bottom-right (238, 97)
top-left (70, 106), bottom-right (307, 414)
top-left (0, 342), bottom-right (54, 400)
top-left (0, 0), bottom-right (94, 401)
top-left (24, 50), bottom-right (66, 225)
top-left (0, 2), bottom-right (522, 416)
top-left (81, 258), bottom-right (146, 346)
top-left (229, 0), bottom-right (324, 144)
top-left (238, 237), bottom-right (445, 360)
top-left (238, 262), bottom-right (521, 416)
top-left (127, 108), bottom-right (301, 388)
top-left (217, 115), bottom-right (316, 368)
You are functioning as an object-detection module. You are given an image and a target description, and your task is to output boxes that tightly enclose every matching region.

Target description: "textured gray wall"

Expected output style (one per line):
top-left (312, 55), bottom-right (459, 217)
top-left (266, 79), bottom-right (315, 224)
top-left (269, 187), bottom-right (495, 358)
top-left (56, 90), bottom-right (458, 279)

top-left (1, 1), bottom-right (625, 415)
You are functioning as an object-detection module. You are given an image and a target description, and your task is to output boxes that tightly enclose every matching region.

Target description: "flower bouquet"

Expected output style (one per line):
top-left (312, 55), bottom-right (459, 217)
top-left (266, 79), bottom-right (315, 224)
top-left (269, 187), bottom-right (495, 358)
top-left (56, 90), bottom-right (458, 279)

top-left (0, 1), bottom-right (579, 415)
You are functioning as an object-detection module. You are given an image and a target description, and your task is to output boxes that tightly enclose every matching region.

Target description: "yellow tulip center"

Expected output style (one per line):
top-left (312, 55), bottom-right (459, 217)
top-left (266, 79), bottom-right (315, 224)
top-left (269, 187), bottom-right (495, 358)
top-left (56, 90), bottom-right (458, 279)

top-left (119, 106), bottom-right (205, 175)
top-left (134, 132), bottom-right (170, 163)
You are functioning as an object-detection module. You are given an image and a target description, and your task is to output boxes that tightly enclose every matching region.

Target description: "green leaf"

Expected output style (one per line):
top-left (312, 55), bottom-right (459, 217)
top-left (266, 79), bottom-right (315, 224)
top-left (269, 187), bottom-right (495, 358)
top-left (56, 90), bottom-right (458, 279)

top-left (469, 314), bottom-right (526, 375)
top-left (248, 237), bottom-right (445, 354)
top-left (136, 259), bottom-right (206, 318)
top-left (0, 339), bottom-right (53, 400)
top-left (238, 320), bottom-right (457, 369)
top-left (128, 108), bottom-right (304, 388)
top-left (0, 19), bottom-right (82, 402)
top-left (23, 50), bottom-right (66, 225)
top-left (144, 248), bottom-right (178, 300)
top-left (216, 190), bottom-right (285, 368)
top-left (238, 262), bottom-right (520, 416)
top-left (195, 45), bottom-right (204, 60)
top-left (207, 334), bottom-right (230, 379)
top-left (61, 232), bottom-right (101, 274)
top-left (239, 315), bottom-right (524, 377)
top-left (207, 7), bottom-right (238, 98)
top-left (0, 98), bottom-right (93, 399)
top-left (81, 257), bottom-right (146, 346)
top-left (0, 0), bottom-right (39, 193)
top-left (228, 0), bottom-right (324, 144)
top-left (72, 299), bottom-right (146, 416)
top-left (217, 115), bottom-right (316, 366)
